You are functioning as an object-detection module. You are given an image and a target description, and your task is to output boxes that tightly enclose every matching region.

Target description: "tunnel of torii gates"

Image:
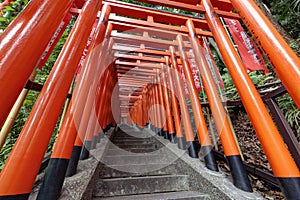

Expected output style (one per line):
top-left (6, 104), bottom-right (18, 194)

top-left (0, 0), bottom-right (299, 199)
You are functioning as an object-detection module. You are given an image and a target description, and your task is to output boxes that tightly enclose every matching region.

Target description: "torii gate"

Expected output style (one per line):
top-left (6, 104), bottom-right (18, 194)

top-left (0, 0), bottom-right (299, 199)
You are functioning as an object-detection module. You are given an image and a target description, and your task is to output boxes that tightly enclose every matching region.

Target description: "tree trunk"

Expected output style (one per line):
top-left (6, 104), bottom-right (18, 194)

top-left (253, 0), bottom-right (296, 45)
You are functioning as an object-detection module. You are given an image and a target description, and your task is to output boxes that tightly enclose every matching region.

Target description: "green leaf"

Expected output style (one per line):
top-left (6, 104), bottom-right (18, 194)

top-left (4, 5), bottom-right (14, 11)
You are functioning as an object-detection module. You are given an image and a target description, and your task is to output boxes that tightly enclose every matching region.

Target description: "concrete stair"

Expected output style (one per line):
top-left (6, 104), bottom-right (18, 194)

top-left (94, 191), bottom-right (210, 199)
top-left (92, 125), bottom-right (209, 199)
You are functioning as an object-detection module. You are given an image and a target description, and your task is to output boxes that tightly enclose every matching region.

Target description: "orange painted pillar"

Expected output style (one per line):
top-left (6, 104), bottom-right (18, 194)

top-left (152, 85), bottom-right (160, 132)
top-left (80, 112), bottom-right (98, 160)
top-left (149, 85), bottom-right (158, 131)
top-left (0, 0), bottom-right (73, 127)
top-left (187, 20), bottom-right (252, 185)
top-left (96, 69), bottom-right (111, 132)
top-left (165, 56), bottom-right (183, 144)
top-left (0, 0), bottom-right (102, 199)
top-left (141, 88), bottom-right (147, 127)
top-left (156, 72), bottom-right (168, 137)
top-left (138, 98), bottom-right (144, 128)
top-left (154, 82), bottom-right (163, 133)
top-left (102, 66), bottom-right (116, 130)
top-left (157, 70), bottom-right (170, 139)
top-left (177, 34), bottom-right (219, 168)
top-left (95, 36), bottom-right (114, 133)
top-left (202, 0), bottom-right (300, 196)
top-left (169, 46), bottom-right (195, 151)
top-left (231, 0), bottom-right (300, 109)
top-left (160, 67), bottom-right (176, 141)
top-left (64, 6), bottom-right (111, 178)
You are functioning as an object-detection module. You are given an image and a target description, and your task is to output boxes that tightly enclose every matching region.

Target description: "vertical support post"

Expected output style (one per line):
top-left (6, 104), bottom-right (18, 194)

top-left (187, 20), bottom-right (252, 185)
top-left (65, 20), bottom-right (112, 178)
top-left (165, 56), bottom-right (183, 144)
top-left (169, 46), bottom-right (195, 152)
top-left (80, 113), bottom-right (97, 160)
top-left (142, 87), bottom-right (148, 127)
top-left (154, 81), bottom-right (163, 135)
top-left (0, 0), bottom-right (73, 127)
top-left (157, 69), bottom-right (169, 139)
top-left (0, 0), bottom-right (102, 199)
top-left (177, 34), bottom-right (219, 170)
top-left (230, 0), bottom-right (300, 109)
top-left (149, 85), bottom-right (158, 132)
top-left (202, 0), bottom-right (300, 197)
top-left (161, 66), bottom-right (176, 141)
top-left (36, 3), bottom-right (112, 200)
top-left (96, 35), bottom-right (114, 133)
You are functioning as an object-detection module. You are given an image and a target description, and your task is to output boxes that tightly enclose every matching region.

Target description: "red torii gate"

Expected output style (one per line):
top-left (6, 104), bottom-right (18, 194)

top-left (0, 0), bottom-right (299, 199)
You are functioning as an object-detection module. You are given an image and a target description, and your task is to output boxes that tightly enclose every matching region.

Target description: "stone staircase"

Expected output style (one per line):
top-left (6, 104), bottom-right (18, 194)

top-left (92, 125), bottom-right (210, 199)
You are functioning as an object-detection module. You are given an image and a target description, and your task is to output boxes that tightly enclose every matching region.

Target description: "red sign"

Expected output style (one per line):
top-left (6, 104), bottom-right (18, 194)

top-left (177, 55), bottom-right (202, 98)
top-left (224, 18), bottom-right (269, 75)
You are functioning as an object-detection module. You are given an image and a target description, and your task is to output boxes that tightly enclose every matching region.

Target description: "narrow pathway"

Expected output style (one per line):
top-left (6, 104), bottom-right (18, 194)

top-left (92, 125), bottom-right (209, 199)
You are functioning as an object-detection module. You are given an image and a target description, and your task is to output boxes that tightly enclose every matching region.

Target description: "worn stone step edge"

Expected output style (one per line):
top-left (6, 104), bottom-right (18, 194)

top-left (93, 191), bottom-right (210, 200)
top-left (98, 162), bottom-right (179, 178)
top-left (93, 175), bottom-right (189, 197)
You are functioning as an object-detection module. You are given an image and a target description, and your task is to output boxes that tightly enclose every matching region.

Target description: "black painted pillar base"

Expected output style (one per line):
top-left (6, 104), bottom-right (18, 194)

top-left (65, 146), bottom-right (82, 177)
top-left (177, 137), bottom-right (186, 150)
top-left (201, 145), bottom-right (218, 172)
top-left (155, 127), bottom-right (160, 135)
top-left (80, 141), bottom-right (91, 160)
top-left (227, 155), bottom-right (252, 192)
top-left (150, 124), bottom-right (154, 131)
top-left (187, 141), bottom-right (198, 158)
top-left (163, 131), bottom-right (169, 140)
top-left (37, 158), bottom-right (69, 200)
top-left (104, 125), bottom-right (109, 133)
top-left (169, 134), bottom-right (176, 143)
top-left (145, 122), bottom-right (150, 129)
top-left (278, 177), bottom-right (300, 199)
top-left (137, 126), bottom-right (143, 131)
top-left (153, 126), bottom-right (156, 133)
top-left (116, 125), bottom-right (120, 132)
top-left (158, 129), bottom-right (164, 137)
top-left (91, 136), bottom-right (98, 149)
top-left (0, 194), bottom-right (30, 200)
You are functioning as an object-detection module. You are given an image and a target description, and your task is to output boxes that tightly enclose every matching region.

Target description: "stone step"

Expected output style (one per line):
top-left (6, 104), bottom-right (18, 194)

top-left (99, 163), bottom-right (178, 178)
top-left (93, 175), bottom-right (189, 197)
top-left (101, 154), bottom-right (172, 165)
top-left (108, 144), bottom-right (158, 149)
top-left (113, 140), bottom-right (153, 145)
top-left (93, 191), bottom-right (210, 200)
top-left (113, 137), bottom-right (153, 141)
top-left (113, 133), bottom-right (150, 137)
top-left (105, 148), bottom-right (159, 156)
top-left (113, 135), bottom-right (151, 139)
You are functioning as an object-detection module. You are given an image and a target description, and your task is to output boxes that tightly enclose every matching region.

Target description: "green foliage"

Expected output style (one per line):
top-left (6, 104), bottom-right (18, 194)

top-left (222, 71), bottom-right (274, 100)
top-left (276, 95), bottom-right (300, 141)
top-left (0, 90), bottom-right (38, 170)
top-left (221, 70), bottom-right (300, 141)
top-left (0, 0), bottom-right (29, 31)
top-left (268, 0), bottom-right (300, 52)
